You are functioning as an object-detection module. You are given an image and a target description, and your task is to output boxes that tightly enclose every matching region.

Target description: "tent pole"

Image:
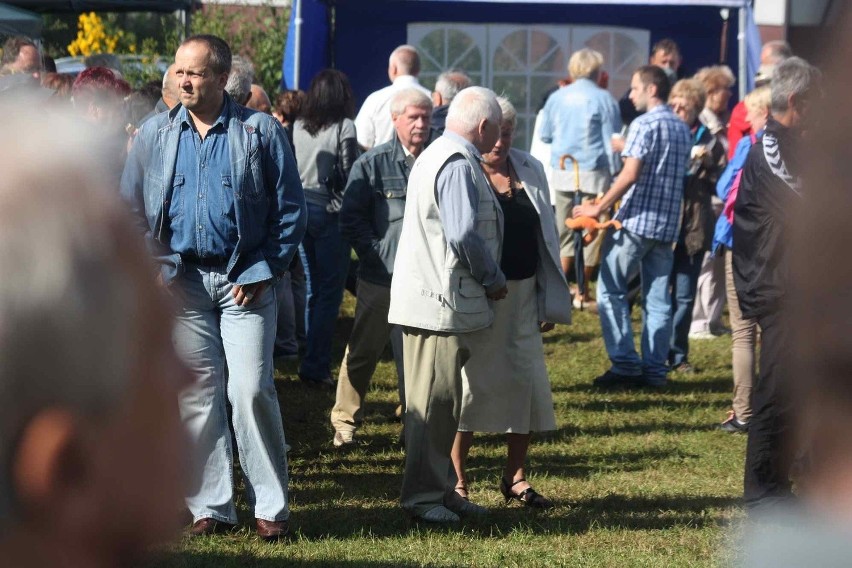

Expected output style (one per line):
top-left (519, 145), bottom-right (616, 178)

top-left (738, 5), bottom-right (746, 100)
top-left (179, 9), bottom-right (190, 42)
top-left (294, 0), bottom-right (303, 90)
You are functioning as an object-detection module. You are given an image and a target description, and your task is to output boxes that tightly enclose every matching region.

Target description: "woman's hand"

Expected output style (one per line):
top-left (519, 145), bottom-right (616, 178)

top-left (539, 322), bottom-right (555, 333)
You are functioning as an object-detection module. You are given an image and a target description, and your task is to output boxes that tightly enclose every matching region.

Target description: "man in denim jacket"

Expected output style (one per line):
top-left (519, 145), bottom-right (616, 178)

top-left (330, 89), bottom-right (432, 449)
top-left (120, 35), bottom-right (305, 540)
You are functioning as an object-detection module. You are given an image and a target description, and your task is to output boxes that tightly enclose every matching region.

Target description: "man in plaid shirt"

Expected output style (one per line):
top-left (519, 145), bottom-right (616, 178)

top-left (574, 65), bottom-right (691, 388)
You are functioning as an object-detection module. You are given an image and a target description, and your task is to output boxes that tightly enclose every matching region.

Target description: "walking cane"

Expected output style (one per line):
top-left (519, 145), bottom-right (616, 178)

top-left (558, 153), bottom-right (585, 305)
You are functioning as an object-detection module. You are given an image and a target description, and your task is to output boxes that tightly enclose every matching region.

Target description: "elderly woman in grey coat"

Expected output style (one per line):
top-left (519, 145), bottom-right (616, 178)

top-left (451, 97), bottom-right (571, 509)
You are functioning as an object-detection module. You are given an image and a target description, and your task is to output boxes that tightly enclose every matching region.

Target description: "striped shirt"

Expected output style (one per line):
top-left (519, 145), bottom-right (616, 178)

top-left (615, 104), bottom-right (692, 243)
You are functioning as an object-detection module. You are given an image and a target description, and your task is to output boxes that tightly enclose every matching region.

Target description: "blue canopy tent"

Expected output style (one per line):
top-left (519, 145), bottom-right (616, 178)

top-left (284, 0), bottom-right (760, 105)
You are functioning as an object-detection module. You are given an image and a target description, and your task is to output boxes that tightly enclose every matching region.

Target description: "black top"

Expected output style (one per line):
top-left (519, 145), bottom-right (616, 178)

top-left (430, 104), bottom-right (449, 141)
top-left (732, 118), bottom-right (799, 320)
top-left (498, 186), bottom-right (539, 280)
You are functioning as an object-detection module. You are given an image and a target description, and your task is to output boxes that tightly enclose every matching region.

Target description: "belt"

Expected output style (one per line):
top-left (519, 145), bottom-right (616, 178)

top-left (181, 254), bottom-right (228, 267)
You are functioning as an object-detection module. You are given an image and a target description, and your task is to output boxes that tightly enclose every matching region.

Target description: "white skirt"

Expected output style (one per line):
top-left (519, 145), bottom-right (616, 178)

top-left (459, 276), bottom-right (557, 434)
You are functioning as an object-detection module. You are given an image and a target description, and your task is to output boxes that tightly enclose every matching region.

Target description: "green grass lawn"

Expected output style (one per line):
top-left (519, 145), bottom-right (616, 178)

top-left (145, 291), bottom-right (747, 567)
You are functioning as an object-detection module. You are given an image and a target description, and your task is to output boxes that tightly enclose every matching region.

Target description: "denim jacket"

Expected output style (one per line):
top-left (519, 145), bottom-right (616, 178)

top-left (338, 136), bottom-right (410, 287)
top-left (539, 78), bottom-right (622, 173)
top-left (121, 94), bottom-right (307, 286)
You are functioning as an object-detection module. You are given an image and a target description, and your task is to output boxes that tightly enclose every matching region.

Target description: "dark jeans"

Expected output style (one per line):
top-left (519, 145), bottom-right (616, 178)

top-left (668, 243), bottom-right (705, 366)
top-left (299, 202), bottom-right (351, 381)
top-left (744, 311), bottom-right (793, 510)
top-left (273, 256), bottom-right (306, 359)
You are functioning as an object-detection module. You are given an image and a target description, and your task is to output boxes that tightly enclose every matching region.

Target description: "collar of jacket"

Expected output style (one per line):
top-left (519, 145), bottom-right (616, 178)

top-left (390, 132), bottom-right (430, 174)
top-left (390, 133), bottom-right (407, 165)
top-left (765, 116), bottom-right (791, 140)
top-left (507, 149), bottom-right (543, 209)
top-left (166, 92), bottom-right (253, 131)
top-left (764, 117), bottom-right (802, 175)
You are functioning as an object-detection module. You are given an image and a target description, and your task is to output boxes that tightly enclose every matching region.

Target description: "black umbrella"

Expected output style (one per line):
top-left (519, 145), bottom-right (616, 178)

top-left (559, 153), bottom-right (585, 303)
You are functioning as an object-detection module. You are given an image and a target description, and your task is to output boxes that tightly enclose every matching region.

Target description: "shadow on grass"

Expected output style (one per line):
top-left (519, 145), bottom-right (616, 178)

top-left (284, 492), bottom-right (738, 542)
top-left (556, 397), bottom-right (729, 413)
top-left (142, 551), bottom-right (419, 568)
top-left (552, 376), bottom-right (734, 395)
top-left (546, 421), bottom-right (721, 438)
top-left (288, 446), bottom-right (690, 510)
top-left (543, 329), bottom-right (601, 344)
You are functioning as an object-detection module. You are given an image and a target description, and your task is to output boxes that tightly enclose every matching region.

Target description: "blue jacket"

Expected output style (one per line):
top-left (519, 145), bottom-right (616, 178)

top-left (121, 95), bottom-right (306, 285)
top-left (539, 78), bottom-right (622, 173)
top-left (339, 136), bottom-right (410, 287)
top-left (712, 130), bottom-right (761, 254)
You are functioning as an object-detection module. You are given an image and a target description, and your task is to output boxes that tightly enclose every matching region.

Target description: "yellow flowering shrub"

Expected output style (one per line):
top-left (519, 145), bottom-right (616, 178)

top-left (67, 12), bottom-right (122, 57)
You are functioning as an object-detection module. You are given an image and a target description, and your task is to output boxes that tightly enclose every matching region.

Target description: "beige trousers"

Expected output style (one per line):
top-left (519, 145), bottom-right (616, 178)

top-left (400, 327), bottom-right (478, 516)
top-left (691, 250), bottom-right (727, 334)
top-left (331, 279), bottom-right (404, 434)
top-left (725, 250), bottom-right (759, 421)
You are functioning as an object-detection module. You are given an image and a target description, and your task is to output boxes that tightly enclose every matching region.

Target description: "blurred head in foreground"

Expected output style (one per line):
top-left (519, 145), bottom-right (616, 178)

top-left (0, 107), bottom-right (192, 567)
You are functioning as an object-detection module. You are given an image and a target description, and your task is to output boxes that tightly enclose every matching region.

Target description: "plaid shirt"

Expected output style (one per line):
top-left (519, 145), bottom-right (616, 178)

top-left (615, 104), bottom-right (692, 243)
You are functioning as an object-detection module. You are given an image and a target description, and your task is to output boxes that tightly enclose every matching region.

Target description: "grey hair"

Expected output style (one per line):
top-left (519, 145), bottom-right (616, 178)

top-left (770, 56), bottom-right (821, 115)
top-left (0, 108), bottom-right (144, 525)
top-left (434, 70), bottom-right (472, 104)
top-left (225, 55), bottom-right (254, 104)
top-left (446, 86), bottom-right (501, 135)
top-left (162, 63), bottom-right (178, 100)
top-left (763, 40), bottom-right (793, 65)
top-left (496, 96), bottom-right (517, 130)
top-left (390, 88), bottom-right (432, 117)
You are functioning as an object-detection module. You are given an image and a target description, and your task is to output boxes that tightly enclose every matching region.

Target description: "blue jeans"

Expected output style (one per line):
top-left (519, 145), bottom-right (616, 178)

top-left (299, 202), bottom-right (351, 381)
top-left (668, 242), bottom-right (705, 366)
top-left (173, 264), bottom-right (289, 524)
top-left (597, 229), bottom-right (674, 383)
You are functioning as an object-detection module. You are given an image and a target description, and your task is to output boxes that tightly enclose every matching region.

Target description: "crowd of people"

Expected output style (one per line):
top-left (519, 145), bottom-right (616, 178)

top-left (0, 19), bottom-right (835, 564)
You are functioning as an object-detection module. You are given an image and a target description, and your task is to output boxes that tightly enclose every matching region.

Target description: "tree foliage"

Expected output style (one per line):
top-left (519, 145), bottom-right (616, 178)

top-left (188, 4), bottom-right (290, 96)
top-left (47, 4), bottom-right (289, 94)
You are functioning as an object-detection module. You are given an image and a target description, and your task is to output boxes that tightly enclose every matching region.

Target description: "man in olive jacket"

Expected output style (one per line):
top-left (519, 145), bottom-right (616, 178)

top-left (330, 89), bottom-right (432, 448)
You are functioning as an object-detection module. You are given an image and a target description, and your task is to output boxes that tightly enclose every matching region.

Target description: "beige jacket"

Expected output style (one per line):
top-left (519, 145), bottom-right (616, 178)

top-left (388, 135), bottom-right (502, 333)
top-left (508, 148), bottom-right (572, 324)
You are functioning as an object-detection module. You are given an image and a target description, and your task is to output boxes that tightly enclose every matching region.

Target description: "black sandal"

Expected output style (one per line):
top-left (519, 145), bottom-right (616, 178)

top-left (499, 477), bottom-right (554, 509)
top-left (454, 483), bottom-right (470, 501)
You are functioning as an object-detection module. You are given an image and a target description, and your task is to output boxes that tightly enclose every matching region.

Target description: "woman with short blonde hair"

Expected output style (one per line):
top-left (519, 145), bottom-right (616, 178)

top-left (568, 48), bottom-right (603, 81)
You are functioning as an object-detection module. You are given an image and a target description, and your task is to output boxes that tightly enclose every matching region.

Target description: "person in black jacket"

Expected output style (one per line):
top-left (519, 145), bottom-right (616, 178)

top-left (732, 56), bottom-right (821, 512)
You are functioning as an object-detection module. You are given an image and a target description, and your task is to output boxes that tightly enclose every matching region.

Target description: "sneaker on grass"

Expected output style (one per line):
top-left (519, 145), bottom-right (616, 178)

top-left (332, 430), bottom-right (355, 448)
top-left (720, 411), bottom-right (749, 433)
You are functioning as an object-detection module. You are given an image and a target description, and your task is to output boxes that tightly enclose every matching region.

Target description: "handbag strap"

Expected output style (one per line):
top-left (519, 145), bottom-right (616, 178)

top-left (336, 120), bottom-right (343, 160)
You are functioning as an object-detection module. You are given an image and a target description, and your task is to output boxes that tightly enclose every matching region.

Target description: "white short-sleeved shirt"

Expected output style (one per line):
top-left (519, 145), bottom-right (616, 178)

top-left (354, 75), bottom-right (431, 149)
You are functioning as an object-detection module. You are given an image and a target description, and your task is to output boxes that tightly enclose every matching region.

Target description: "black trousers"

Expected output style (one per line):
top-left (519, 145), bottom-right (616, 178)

top-left (743, 310), bottom-right (794, 509)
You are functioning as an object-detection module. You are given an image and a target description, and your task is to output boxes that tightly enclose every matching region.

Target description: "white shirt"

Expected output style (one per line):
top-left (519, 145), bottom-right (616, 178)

top-left (354, 75), bottom-right (431, 149)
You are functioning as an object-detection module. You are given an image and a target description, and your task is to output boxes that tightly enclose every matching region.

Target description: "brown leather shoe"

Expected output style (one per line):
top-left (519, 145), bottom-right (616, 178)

top-left (187, 517), bottom-right (233, 537)
top-left (256, 518), bottom-right (290, 541)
